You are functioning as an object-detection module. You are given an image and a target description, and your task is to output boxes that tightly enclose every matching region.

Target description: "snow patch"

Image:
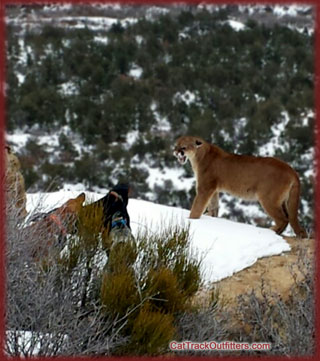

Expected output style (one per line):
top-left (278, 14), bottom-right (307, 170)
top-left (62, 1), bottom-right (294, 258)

top-left (16, 73), bottom-right (26, 85)
top-left (129, 64), bottom-right (143, 79)
top-left (173, 90), bottom-right (199, 106)
top-left (147, 167), bottom-right (194, 193)
top-left (59, 81), bottom-right (79, 96)
top-left (125, 130), bottom-right (140, 148)
top-left (6, 132), bottom-right (31, 150)
top-left (226, 19), bottom-right (246, 31)
top-left (94, 35), bottom-right (109, 45)
top-left (273, 5), bottom-right (309, 17)
top-left (150, 102), bottom-right (171, 132)
top-left (6, 330), bottom-right (68, 356)
top-left (26, 191), bottom-right (291, 283)
top-left (259, 111), bottom-right (290, 156)
top-left (145, 6), bottom-right (169, 21)
top-left (135, 35), bottom-right (144, 45)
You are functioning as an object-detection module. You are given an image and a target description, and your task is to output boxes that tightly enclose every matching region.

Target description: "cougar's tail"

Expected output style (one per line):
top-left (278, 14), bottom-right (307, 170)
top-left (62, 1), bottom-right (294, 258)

top-left (286, 175), bottom-right (307, 238)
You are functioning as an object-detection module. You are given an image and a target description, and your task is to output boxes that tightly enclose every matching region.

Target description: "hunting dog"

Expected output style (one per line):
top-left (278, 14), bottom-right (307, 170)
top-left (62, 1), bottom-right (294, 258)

top-left (82, 184), bottom-right (132, 246)
top-left (29, 184), bottom-right (132, 258)
top-left (28, 193), bottom-right (86, 259)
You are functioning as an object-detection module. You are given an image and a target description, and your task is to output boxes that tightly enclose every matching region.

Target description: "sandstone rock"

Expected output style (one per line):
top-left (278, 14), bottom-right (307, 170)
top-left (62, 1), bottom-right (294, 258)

top-left (5, 145), bottom-right (27, 217)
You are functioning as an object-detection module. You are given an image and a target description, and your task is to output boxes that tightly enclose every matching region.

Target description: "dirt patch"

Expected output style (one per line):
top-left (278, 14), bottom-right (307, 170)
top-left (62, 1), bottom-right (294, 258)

top-left (196, 236), bottom-right (314, 308)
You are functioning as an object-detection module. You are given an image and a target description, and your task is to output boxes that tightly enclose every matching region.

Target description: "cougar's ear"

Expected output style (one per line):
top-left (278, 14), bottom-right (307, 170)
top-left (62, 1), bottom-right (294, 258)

top-left (195, 139), bottom-right (203, 147)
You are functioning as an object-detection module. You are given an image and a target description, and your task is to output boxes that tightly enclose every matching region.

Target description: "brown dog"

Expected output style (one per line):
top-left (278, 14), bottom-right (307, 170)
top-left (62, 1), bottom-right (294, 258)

top-left (174, 136), bottom-right (307, 238)
top-left (29, 193), bottom-right (86, 258)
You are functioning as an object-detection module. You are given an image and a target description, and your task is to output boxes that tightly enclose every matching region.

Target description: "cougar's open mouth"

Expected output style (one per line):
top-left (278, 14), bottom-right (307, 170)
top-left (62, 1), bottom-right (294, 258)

top-left (174, 150), bottom-right (187, 165)
top-left (178, 154), bottom-right (187, 164)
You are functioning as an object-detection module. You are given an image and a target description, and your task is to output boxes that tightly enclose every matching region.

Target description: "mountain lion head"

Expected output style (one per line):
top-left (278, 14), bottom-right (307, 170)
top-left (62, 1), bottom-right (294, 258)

top-left (173, 136), bottom-right (203, 164)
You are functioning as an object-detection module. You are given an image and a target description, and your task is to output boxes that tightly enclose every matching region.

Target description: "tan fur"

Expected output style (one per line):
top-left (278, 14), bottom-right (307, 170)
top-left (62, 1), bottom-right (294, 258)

top-left (59, 193), bottom-right (86, 216)
top-left (34, 192), bottom-right (85, 238)
top-left (30, 193), bottom-right (86, 260)
top-left (174, 136), bottom-right (307, 238)
top-left (5, 145), bottom-right (27, 217)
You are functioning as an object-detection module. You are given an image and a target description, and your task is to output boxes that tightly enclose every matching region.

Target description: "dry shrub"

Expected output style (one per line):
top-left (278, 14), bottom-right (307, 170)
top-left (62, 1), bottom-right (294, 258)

top-left (172, 246), bottom-right (314, 357)
top-left (5, 195), bottom-right (126, 357)
top-left (146, 267), bottom-right (185, 313)
top-left (106, 240), bottom-right (137, 274)
top-left (6, 194), bottom-right (202, 357)
top-left (129, 303), bottom-right (175, 355)
top-left (101, 271), bottom-right (139, 316)
top-left (77, 202), bottom-right (104, 253)
top-left (235, 247), bottom-right (314, 356)
top-left (98, 223), bottom-right (202, 355)
top-left (173, 288), bottom-right (231, 356)
top-left (136, 225), bottom-right (201, 299)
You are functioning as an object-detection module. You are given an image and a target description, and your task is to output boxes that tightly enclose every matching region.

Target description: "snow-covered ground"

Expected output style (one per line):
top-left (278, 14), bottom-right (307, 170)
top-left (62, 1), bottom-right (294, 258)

top-left (6, 330), bottom-right (68, 357)
top-left (26, 189), bottom-right (290, 283)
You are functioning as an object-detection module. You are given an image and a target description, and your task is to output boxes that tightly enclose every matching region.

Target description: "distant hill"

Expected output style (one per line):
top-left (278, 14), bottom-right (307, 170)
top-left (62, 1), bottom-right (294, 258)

top-left (5, 4), bottom-right (314, 33)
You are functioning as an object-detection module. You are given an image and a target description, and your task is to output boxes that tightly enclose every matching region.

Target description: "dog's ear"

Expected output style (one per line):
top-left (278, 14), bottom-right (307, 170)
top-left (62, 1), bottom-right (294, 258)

top-left (195, 139), bottom-right (203, 147)
top-left (77, 193), bottom-right (86, 203)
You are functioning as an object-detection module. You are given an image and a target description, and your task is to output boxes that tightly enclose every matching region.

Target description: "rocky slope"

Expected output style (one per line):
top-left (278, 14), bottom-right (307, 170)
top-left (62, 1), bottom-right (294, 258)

top-left (210, 235), bottom-right (314, 306)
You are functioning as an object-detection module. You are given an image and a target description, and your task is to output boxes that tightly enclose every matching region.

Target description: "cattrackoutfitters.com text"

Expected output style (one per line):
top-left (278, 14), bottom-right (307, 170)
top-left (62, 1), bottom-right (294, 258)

top-left (169, 340), bottom-right (271, 352)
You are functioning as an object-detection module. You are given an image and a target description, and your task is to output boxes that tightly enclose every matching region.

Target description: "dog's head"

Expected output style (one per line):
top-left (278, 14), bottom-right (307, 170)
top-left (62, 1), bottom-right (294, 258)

top-left (46, 193), bottom-right (86, 234)
top-left (111, 184), bottom-right (130, 206)
top-left (60, 193), bottom-right (86, 215)
top-left (173, 136), bottom-right (204, 164)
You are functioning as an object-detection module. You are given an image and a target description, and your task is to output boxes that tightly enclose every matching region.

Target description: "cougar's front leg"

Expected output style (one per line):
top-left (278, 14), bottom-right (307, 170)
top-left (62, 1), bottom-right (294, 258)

top-left (190, 187), bottom-right (216, 219)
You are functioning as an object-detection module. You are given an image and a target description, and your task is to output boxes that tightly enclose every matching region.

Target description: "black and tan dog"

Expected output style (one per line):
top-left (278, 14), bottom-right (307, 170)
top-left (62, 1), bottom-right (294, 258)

top-left (82, 184), bottom-right (132, 247)
top-left (85, 184), bottom-right (131, 233)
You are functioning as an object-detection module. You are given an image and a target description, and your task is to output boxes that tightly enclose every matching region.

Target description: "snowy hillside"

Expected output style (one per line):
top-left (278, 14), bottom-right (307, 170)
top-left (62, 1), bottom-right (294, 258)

top-left (26, 190), bottom-right (291, 283)
top-left (5, 3), bottom-right (314, 34)
top-left (5, 3), bottom-right (314, 232)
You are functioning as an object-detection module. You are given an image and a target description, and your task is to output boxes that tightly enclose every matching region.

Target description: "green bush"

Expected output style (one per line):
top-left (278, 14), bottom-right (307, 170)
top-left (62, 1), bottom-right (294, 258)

top-left (146, 267), bottom-right (183, 313)
top-left (129, 302), bottom-right (175, 355)
top-left (58, 215), bottom-right (202, 356)
top-left (101, 271), bottom-right (139, 316)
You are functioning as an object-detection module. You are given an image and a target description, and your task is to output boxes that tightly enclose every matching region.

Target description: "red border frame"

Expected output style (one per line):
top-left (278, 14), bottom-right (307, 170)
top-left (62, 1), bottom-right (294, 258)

top-left (0, 1), bottom-right (319, 360)
top-left (0, 0), bottom-right (6, 358)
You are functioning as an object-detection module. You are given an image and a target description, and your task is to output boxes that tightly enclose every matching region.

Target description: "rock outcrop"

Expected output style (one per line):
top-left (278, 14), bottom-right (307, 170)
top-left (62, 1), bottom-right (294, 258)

top-left (5, 145), bottom-right (27, 217)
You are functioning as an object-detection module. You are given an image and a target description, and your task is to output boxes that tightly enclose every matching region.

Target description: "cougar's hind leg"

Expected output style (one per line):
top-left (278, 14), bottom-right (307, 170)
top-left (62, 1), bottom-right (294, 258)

top-left (287, 183), bottom-right (308, 238)
top-left (259, 198), bottom-right (289, 235)
top-left (207, 192), bottom-right (219, 217)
